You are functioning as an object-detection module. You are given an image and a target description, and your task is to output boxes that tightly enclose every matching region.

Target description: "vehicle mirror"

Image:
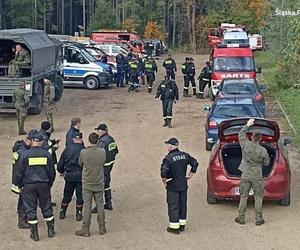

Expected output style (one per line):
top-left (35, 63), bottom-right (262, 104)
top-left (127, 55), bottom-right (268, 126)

top-left (283, 138), bottom-right (292, 146)
top-left (256, 67), bottom-right (262, 73)
top-left (203, 106), bottom-right (211, 111)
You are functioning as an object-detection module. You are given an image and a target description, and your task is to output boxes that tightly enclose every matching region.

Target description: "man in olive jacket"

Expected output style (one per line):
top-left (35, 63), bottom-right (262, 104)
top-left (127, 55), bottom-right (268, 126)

top-left (235, 118), bottom-right (270, 226)
top-left (75, 133), bottom-right (107, 237)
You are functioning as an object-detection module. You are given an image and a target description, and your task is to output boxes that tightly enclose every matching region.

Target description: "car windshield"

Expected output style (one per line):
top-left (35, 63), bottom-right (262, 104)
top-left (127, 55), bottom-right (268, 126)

top-left (80, 48), bottom-right (96, 62)
top-left (221, 83), bottom-right (257, 95)
top-left (213, 104), bottom-right (259, 118)
top-left (213, 57), bottom-right (254, 72)
top-left (224, 39), bottom-right (249, 44)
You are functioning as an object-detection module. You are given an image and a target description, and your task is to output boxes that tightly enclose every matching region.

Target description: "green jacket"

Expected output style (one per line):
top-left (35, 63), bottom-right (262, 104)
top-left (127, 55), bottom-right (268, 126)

top-left (79, 145), bottom-right (106, 192)
top-left (238, 125), bottom-right (270, 180)
top-left (13, 88), bottom-right (29, 108)
top-left (14, 49), bottom-right (30, 65)
top-left (43, 83), bottom-right (55, 104)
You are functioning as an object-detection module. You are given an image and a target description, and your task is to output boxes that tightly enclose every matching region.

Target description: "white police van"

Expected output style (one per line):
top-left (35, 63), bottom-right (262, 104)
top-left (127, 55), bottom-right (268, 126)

top-left (62, 42), bottom-right (113, 89)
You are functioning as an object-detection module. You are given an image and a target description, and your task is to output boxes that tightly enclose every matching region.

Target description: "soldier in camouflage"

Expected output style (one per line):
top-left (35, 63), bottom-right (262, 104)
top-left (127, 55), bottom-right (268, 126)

top-left (13, 81), bottom-right (29, 135)
top-left (43, 78), bottom-right (55, 131)
top-left (235, 118), bottom-right (270, 226)
top-left (8, 44), bottom-right (30, 78)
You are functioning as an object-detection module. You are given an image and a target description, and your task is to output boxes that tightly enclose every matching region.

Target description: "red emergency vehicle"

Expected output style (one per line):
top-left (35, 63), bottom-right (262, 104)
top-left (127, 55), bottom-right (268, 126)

top-left (209, 43), bottom-right (261, 100)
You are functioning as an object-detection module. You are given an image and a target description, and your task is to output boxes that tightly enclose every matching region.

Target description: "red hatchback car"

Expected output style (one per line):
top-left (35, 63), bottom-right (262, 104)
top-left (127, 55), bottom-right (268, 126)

top-left (207, 118), bottom-right (292, 206)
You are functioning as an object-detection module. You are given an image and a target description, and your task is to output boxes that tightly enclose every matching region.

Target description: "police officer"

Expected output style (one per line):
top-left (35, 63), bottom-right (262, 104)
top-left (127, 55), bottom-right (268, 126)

top-left (66, 117), bottom-right (81, 147)
top-left (43, 77), bottom-right (55, 131)
top-left (13, 81), bottom-right (29, 135)
top-left (116, 53), bottom-right (126, 87)
top-left (144, 57), bottom-right (158, 93)
top-left (197, 61), bottom-right (212, 99)
top-left (128, 56), bottom-right (140, 92)
top-left (155, 76), bottom-right (179, 128)
top-left (11, 130), bottom-right (37, 229)
top-left (92, 124), bottom-right (119, 211)
top-left (163, 54), bottom-right (177, 79)
top-left (161, 138), bottom-right (199, 234)
top-left (57, 131), bottom-right (85, 221)
top-left (235, 118), bottom-right (270, 226)
top-left (15, 132), bottom-right (56, 241)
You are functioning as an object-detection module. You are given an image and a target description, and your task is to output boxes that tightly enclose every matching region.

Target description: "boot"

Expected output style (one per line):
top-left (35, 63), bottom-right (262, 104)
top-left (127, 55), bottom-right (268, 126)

top-left (30, 223), bottom-right (39, 241)
top-left (18, 218), bottom-right (31, 229)
top-left (76, 206), bottom-right (83, 221)
top-left (234, 217), bottom-right (245, 225)
top-left (99, 225), bottom-right (106, 235)
top-left (163, 119), bottom-right (168, 127)
top-left (104, 189), bottom-right (113, 211)
top-left (167, 119), bottom-right (172, 128)
top-left (18, 131), bottom-right (27, 136)
top-left (51, 201), bottom-right (57, 207)
top-left (75, 229), bottom-right (90, 237)
top-left (92, 206), bottom-right (98, 213)
top-left (197, 93), bottom-right (204, 99)
top-left (59, 203), bottom-right (68, 219)
top-left (183, 90), bottom-right (189, 97)
top-left (167, 227), bottom-right (180, 235)
top-left (255, 218), bottom-right (265, 226)
top-left (179, 225), bottom-right (185, 232)
top-left (193, 89), bottom-right (197, 96)
top-left (46, 219), bottom-right (55, 238)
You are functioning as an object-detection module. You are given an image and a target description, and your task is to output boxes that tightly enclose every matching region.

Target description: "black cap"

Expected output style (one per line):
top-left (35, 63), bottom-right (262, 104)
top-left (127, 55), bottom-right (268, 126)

top-left (27, 129), bottom-right (38, 140)
top-left (73, 131), bottom-right (83, 139)
top-left (41, 121), bottom-right (51, 131)
top-left (32, 132), bottom-right (44, 142)
top-left (189, 57), bottom-right (194, 61)
top-left (165, 137), bottom-right (179, 146)
top-left (185, 57), bottom-right (189, 61)
top-left (95, 123), bottom-right (108, 131)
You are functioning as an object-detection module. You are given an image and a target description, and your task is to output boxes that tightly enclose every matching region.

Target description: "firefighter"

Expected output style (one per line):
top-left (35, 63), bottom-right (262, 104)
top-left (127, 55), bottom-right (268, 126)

top-left (116, 53), bottom-right (126, 87)
top-left (155, 76), bottom-right (179, 128)
top-left (144, 57), bottom-right (158, 93)
top-left (197, 61), bottom-right (212, 99)
top-left (15, 132), bottom-right (56, 241)
top-left (128, 56), bottom-right (140, 92)
top-left (57, 131), bottom-right (85, 221)
top-left (188, 58), bottom-right (197, 96)
top-left (91, 124), bottom-right (119, 212)
top-left (182, 57), bottom-right (196, 97)
top-left (11, 130), bottom-right (37, 229)
top-left (161, 138), bottom-right (199, 234)
top-left (163, 54), bottom-right (177, 80)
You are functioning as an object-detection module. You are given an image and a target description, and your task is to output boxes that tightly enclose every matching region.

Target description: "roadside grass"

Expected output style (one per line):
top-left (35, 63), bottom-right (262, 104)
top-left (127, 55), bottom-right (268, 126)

top-left (255, 51), bottom-right (300, 146)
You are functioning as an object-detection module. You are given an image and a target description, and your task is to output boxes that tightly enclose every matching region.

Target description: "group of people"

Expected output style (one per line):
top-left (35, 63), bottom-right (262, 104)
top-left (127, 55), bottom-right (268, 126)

top-left (11, 118), bottom-right (119, 241)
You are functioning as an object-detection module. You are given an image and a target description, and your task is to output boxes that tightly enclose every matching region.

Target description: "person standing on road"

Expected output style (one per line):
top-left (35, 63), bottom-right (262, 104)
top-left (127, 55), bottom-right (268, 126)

top-left (161, 138), bottom-right (199, 234)
top-left (57, 131), bottom-right (85, 221)
top-left (163, 54), bottom-right (177, 80)
top-left (235, 118), bottom-right (270, 226)
top-left (128, 56), bottom-right (140, 92)
top-left (92, 124), bottom-right (119, 212)
top-left (66, 117), bottom-right (81, 147)
top-left (155, 76), bottom-right (179, 128)
top-left (43, 77), bottom-right (55, 131)
top-left (116, 53), bottom-right (126, 88)
top-left (13, 81), bottom-right (29, 135)
top-left (15, 132), bottom-right (56, 241)
top-left (181, 57), bottom-right (196, 97)
top-left (144, 57), bottom-right (158, 93)
top-left (75, 133), bottom-right (106, 237)
top-left (197, 61), bottom-right (212, 99)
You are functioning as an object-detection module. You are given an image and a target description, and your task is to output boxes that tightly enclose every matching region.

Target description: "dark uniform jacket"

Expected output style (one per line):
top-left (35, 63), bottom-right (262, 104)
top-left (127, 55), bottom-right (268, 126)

top-left (11, 140), bottom-right (30, 193)
top-left (15, 146), bottom-right (56, 187)
top-left (66, 127), bottom-right (80, 147)
top-left (97, 134), bottom-right (119, 167)
top-left (57, 143), bottom-right (85, 182)
top-left (129, 60), bottom-right (140, 74)
top-left (198, 65), bottom-right (212, 81)
top-left (155, 80), bottom-right (179, 101)
top-left (238, 125), bottom-right (270, 180)
top-left (163, 58), bottom-right (177, 71)
top-left (145, 60), bottom-right (158, 74)
top-left (188, 62), bottom-right (196, 76)
top-left (39, 129), bottom-right (58, 165)
top-left (161, 149), bottom-right (199, 192)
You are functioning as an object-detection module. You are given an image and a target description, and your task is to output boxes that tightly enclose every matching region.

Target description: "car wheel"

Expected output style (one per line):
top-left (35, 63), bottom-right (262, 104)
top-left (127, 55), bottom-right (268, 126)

top-left (84, 76), bottom-right (99, 90)
top-left (279, 191), bottom-right (290, 206)
top-left (207, 192), bottom-right (218, 204)
top-left (208, 87), bottom-right (215, 101)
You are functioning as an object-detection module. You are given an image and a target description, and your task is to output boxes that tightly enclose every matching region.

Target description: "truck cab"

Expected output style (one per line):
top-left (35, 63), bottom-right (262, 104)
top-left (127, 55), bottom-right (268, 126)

top-left (62, 42), bottom-right (113, 89)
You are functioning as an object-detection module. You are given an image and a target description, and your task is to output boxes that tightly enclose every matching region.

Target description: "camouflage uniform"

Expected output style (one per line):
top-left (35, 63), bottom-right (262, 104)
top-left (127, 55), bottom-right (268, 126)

top-left (13, 87), bottom-right (29, 134)
top-left (8, 49), bottom-right (30, 77)
top-left (43, 82), bottom-right (55, 129)
top-left (237, 125), bottom-right (270, 222)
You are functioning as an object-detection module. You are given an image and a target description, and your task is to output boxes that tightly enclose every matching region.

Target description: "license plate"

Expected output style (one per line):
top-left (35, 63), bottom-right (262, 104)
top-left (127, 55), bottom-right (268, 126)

top-left (235, 187), bottom-right (254, 196)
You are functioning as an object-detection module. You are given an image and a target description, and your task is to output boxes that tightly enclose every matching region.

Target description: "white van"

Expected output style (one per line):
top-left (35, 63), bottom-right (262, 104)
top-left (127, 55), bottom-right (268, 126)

top-left (223, 31), bottom-right (249, 44)
top-left (95, 44), bottom-right (128, 56)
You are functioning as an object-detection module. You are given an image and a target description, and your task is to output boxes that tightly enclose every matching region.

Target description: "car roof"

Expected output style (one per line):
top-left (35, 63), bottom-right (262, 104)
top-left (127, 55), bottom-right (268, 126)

top-left (221, 78), bottom-right (257, 84)
top-left (215, 97), bottom-right (255, 105)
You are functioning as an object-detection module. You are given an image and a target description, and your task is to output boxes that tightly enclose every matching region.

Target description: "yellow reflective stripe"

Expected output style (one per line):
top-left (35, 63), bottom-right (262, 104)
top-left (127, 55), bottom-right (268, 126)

top-left (28, 157), bottom-right (47, 166)
top-left (161, 84), bottom-right (165, 87)
top-left (169, 222), bottom-right (180, 229)
top-left (104, 187), bottom-right (111, 191)
top-left (13, 152), bottom-right (19, 161)
top-left (165, 60), bottom-right (172, 64)
top-left (45, 216), bottom-right (54, 222)
top-left (179, 219), bottom-right (186, 226)
top-left (104, 160), bottom-right (115, 167)
top-left (28, 220), bottom-right (38, 224)
top-left (130, 64), bottom-right (138, 69)
top-left (11, 185), bottom-right (21, 194)
top-left (181, 65), bottom-right (186, 69)
top-left (145, 64), bottom-right (152, 69)
top-left (108, 142), bottom-right (117, 151)
top-left (166, 116), bottom-right (172, 119)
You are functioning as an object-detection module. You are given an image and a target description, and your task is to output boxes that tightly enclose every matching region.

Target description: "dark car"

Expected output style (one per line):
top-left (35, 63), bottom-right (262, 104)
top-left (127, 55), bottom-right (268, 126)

top-left (207, 118), bottom-right (292, 206)
top-left (204, 97), bottom-right (264, 151)
top-left (217, 78), bottom-right (266, 114)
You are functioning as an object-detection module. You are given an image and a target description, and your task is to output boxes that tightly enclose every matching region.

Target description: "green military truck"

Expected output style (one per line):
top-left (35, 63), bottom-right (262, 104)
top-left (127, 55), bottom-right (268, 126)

top-left (0, 29), bottom-right (63, 114)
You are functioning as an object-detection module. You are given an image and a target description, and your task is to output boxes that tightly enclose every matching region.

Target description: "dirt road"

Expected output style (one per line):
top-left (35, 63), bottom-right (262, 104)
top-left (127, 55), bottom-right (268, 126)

top-left (1, 54), bottom-right (300, 250)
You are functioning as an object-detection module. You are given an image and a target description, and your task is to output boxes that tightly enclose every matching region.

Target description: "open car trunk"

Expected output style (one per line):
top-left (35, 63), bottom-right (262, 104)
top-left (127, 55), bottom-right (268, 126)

top-left (221, 143), bottom-right (276, 177)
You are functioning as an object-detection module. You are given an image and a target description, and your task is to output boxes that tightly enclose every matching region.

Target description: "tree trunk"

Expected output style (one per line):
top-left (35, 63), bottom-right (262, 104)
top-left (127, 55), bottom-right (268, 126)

top-left (172, 0), bottom-right (176, 47)
top-left (83, 0), bottom-right (86, 35)
top-left (191, 0), bottom-right (196, 53)
top-left (186, 1), bottom-right (192, 49)
top-left (62, 0), bottom-right (65, 34)
top-left (70, 0), bottom-right (73, 35)
top-left (0, 0), bottom-right (2, 29)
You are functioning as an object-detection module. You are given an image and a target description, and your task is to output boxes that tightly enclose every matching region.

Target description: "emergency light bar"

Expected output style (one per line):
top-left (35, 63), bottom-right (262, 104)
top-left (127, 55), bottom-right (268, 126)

top-left (216, 43), bottom-right (250, 48)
